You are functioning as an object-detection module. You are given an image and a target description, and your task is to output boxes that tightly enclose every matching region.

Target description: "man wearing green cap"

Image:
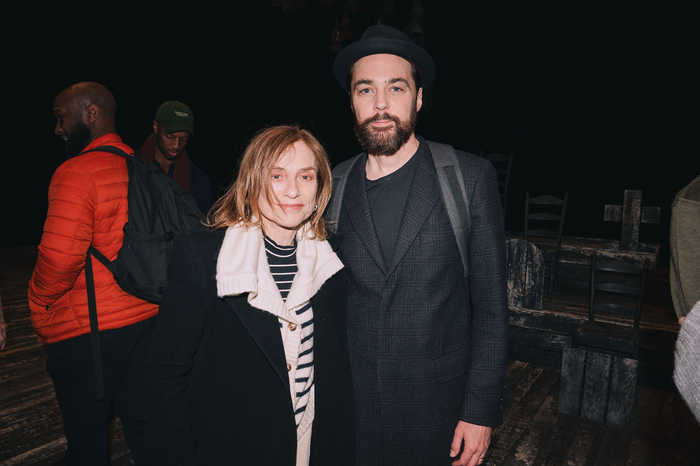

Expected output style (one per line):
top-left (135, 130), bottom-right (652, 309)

top-left (135, 101), bottom-right (214, 214)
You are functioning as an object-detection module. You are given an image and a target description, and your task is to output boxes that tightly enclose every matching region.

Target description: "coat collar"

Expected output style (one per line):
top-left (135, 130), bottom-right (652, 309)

top-left (341, 138), bottom-right (440, 277)
top-left (215, 223), bottom-right (344, 321)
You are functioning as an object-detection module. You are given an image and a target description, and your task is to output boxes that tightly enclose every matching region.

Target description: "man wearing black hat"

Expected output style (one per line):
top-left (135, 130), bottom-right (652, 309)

top-left (330, 25), bottom-right (509, 466)
top-left (135, 101), bottom-right (214, 214)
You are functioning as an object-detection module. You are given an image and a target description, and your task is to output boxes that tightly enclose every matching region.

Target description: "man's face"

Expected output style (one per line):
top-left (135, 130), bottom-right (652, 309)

top-left (54, 94), bottom-right (92, 159)
top-left (154, 122), bottom-right (190, 162)
top-left (350, 54), bottom-right (422, 156)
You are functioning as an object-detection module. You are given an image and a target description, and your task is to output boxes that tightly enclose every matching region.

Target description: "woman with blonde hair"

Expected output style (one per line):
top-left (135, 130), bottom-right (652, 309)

top-left (145, 125), bottom-right (354, 465)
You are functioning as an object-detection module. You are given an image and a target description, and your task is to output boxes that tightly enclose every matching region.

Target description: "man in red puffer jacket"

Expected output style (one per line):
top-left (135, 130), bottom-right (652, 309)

top-left (28, 82), bottom-right (158, 466)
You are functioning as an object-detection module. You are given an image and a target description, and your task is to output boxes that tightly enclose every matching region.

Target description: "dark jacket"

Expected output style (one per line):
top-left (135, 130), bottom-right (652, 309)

top-left (144, 229), bottom-right (354, 465)
top-left (335, 138), bottom-right (509, 465)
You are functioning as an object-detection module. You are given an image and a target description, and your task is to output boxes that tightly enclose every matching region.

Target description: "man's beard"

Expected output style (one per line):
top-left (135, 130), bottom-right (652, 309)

top-left (65, 118), bottom-right (92, 159)
top-left (353, 105), bottom-right (418, 156)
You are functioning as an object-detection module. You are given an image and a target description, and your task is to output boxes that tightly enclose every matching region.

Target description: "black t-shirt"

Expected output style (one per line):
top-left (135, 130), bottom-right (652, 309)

top-left (365, 141), bottom-right (425, 264)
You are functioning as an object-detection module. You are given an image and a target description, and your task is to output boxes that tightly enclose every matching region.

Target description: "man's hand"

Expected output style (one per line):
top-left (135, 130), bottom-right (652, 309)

top-left (449, 420), bottom-right (491, 466)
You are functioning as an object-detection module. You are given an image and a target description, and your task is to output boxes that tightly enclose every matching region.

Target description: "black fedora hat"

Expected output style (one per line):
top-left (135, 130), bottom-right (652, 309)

top-left (333, 24), bottom-right (435, 92)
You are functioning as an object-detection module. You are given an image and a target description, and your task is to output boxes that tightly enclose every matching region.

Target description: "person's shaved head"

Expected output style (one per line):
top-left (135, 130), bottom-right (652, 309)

top-left (53, 82), bottom-right (118, 158)
top-left (56, 81), bottom-right (117, 122)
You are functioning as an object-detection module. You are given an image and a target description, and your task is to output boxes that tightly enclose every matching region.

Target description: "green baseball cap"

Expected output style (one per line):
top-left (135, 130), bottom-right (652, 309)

top-left (155, 101), bottom-right (194, 136)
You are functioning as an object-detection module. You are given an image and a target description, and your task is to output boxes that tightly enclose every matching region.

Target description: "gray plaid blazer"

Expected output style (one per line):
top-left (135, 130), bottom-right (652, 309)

top-left (334, 139), bottom-right (509, 465)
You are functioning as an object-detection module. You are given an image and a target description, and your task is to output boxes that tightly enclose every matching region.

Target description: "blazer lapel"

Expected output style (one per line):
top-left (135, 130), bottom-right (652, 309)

top-left (342, 155), bottom-right (389, 274)
top-left (223, 295), bottom-right (290, 391)
top-left (387, 147), bottom-right (441, 275)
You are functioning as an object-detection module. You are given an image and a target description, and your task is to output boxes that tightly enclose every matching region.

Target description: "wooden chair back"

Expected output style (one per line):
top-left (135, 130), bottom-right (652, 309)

top-left (482, 150), bottom-right (514, 218)
top-left (589, 253), bottom-right (650, 329)
top-left (524, 191), bottom-right (569, 249)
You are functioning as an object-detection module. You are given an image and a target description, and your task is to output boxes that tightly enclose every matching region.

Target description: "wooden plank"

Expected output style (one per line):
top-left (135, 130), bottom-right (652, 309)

top-left (502, 359), bottom-right (529, 391)
top-left (500, 364), bottom-right (546, 419)
top-left (531, 413), bottom-right (583, 465)
top-left (506, 239), bottom-right (544, 311)
top-left (500, 381), bottom-right (569, 466)
top-left (580, 351), bottom-right (611, 423)
top-left (558, 347), bottom-right (586, 416)
top-left (606, 356), bottom-right (638, 428)
top-left (629, 386), bottom-right (661, 437)
top-left (489, 368), bottom-right (561, 465)
top-left (507, 342), bottom-right (562, 369)
top-left (564, 418), bottom-right (608, 466)
top-left (593, 425), bottom-right (631, 466)
top-left (655, 391), bottom-right (690, 466)
top-left (508, 325), bottom-right (570, 352)
top-left (624, 433), bottom-right (656, 466)
top-left (509, 306), bottom-right (583, 335)
top-left (2, 437), bottom-right (67, 466)
top-left (681, 393), bottom-right (700, 465)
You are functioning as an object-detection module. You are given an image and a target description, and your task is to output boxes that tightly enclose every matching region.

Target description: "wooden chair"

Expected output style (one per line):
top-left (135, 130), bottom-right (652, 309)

top-left (523, 191), bottom-right (568, 299)
top-left (558, 253), bottom-right (650, 428)
top-left (481, 151), bottom-right (513, 219)
top-left (574, 253), bottom-right (650, 359)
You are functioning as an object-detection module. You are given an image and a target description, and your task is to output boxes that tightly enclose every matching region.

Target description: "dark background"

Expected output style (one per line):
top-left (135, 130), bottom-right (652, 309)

top-left (5, 3), bottom-right (694, 266)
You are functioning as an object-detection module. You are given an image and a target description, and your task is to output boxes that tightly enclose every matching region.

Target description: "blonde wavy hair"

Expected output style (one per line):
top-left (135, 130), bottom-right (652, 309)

top-left (208, 124), bottom-right (332, 239)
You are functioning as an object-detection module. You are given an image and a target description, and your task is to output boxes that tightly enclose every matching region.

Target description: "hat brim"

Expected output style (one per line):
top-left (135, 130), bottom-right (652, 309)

top-left (160, 121), bottom-right (195, 137)
top-left (333, 37), bottom-right (435, 92)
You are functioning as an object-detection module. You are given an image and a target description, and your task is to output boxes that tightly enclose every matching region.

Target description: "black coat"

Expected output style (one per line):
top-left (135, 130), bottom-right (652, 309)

top-left (336, 140), bottom-right (509, 464)
top-left (144, 229), bottom-right (354, 465)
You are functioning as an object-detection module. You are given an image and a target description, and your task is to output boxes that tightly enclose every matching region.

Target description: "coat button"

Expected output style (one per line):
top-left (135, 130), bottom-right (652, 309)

top-left (288, 322), bottom-right (297, 331)
top-left (287, 363), bottom-right (292, 372)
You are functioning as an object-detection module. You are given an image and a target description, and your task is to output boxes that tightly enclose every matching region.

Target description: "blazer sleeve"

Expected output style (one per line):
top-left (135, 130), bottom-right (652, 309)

top-left (460, 156), bottom-right (509, 427)
top-left (144, 233), bottom-right (208, 465)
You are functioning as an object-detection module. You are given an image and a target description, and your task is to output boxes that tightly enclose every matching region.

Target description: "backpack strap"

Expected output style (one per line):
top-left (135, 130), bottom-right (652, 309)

top-left (326, 154), bottom-right (363, 233)
top-left (80, 145), bottom-right (131, 158)
top-left (77, 145), bottom-right (132, 401)
top-left (84, 253), bottom-right (106, 401)
top-left (427, 141), bottom-right (471, 278)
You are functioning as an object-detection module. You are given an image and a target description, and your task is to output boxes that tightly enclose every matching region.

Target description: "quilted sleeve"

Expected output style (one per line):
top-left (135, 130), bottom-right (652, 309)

top-left (28, 161), bottom-right (96, 324)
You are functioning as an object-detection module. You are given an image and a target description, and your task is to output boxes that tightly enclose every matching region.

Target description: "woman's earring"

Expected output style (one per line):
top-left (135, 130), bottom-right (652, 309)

top-left (314, 203), bottom-right (318, 212)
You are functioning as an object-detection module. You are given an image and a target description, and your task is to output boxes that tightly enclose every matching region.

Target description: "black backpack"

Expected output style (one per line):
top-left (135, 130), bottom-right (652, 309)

top-left (84, 145), bottom-right (210, 302)
top-left (81, 145), bottom-right (210, 399)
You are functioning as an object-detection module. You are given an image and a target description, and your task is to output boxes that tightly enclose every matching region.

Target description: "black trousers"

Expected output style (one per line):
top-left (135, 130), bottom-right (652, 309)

top-left (46, 316), bottom-right (157, 466)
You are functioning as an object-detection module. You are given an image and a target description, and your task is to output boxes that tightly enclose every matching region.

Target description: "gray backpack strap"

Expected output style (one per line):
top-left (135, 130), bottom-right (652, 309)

top-left (427, 141), bottom-right (470, 278)
top-left (326, 154), bottom-right (363, 233)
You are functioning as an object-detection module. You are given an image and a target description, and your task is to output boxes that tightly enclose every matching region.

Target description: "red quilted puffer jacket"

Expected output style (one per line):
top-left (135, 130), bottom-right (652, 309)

top-left (28, 134), bottom-right (158, 344)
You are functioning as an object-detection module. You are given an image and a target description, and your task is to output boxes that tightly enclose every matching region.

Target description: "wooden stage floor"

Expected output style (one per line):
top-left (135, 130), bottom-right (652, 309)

top-left (2, 246), bottom-right (698, 465)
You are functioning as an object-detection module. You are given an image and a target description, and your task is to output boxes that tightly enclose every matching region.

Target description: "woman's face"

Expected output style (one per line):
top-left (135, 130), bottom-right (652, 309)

top-left (258, 141), bottom-right (318, 246)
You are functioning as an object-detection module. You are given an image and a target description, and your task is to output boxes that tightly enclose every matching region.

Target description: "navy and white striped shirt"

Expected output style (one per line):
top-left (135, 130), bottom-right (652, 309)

top-left (265, 236), bottom-right (314, 428)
